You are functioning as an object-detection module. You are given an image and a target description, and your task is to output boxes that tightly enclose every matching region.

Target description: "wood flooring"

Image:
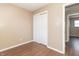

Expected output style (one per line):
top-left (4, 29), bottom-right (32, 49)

top-left (0, 42), bottom-right (63, 56)
top-left (65, 37), bottom-right (79, 56)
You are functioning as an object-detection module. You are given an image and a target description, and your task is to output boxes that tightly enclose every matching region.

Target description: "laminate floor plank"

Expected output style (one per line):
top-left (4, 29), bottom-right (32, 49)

top-left (0, 42), bottom-right (63, 56)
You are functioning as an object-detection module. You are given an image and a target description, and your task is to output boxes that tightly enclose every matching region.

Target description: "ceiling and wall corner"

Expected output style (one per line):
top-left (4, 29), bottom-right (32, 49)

top-left (13, 3), bottom-right (49, 12)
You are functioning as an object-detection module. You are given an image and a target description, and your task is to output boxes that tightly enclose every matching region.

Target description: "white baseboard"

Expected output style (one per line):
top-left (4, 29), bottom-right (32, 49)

top-left (33, 40), bottom-right (47, 45)
top-left (33, 40), bottom-right (64, 54)
top-left (0, 40), bottom-right (64, 54)
top-left (0, 40), bottom-right (33, 52)
top-left (47, 45), bottom-right (64, 54)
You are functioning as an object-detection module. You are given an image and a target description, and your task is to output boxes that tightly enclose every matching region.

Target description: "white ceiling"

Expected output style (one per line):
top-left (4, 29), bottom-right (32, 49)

top-left (13, 3), bottom-right (48, 12)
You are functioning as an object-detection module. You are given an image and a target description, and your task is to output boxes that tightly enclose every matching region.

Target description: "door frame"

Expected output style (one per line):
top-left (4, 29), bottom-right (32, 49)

top-left (66, 13), bottom-right (79, 42)
top-left (33, 10), bottom-right (48, 45)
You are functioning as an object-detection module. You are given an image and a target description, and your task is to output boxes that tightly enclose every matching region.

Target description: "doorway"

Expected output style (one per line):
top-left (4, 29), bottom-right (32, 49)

top-left (66, 13), bottom-right (79, 56)
top-left (33, 11), bottom-right (48, 45)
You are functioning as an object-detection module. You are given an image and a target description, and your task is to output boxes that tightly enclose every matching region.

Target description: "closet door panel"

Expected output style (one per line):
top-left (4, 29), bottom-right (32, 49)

top-left (33, 11), bottom-right (48, 45)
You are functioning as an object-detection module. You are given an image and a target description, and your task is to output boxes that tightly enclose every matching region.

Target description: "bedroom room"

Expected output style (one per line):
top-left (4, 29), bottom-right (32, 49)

top-left (0, 3), bottom-right (64, 56)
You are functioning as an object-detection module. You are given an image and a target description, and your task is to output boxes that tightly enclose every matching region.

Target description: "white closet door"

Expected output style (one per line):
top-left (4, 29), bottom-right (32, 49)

top-left (33, 11), bottom-right (48, 45)
top-left (40, 13), bottom-right (48, 45)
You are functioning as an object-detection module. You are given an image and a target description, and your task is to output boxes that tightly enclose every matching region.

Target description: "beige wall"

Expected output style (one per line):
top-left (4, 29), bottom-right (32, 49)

top-left (0, 3), bottom-right (64, 53)
top-left (33, 3), bottom-right (64, 52)
top-left (0, 4), bottom-right (33, 50)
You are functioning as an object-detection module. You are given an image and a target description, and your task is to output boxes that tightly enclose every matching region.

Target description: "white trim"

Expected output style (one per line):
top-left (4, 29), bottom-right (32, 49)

top-left (0, 40), bottom-right (33, 52)
top-left (62, 4), bottom-right (65, 54)
top-left (33, 40), bottom-right (46, 45)
top-left (33, 40), bottom-right (64, 54)
top-left (47, 45), bottom-right (64, 54)
top-left (0, 40), bottom-right (64, 54)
